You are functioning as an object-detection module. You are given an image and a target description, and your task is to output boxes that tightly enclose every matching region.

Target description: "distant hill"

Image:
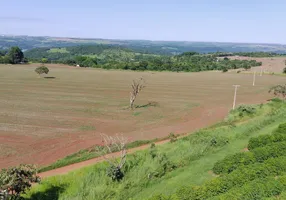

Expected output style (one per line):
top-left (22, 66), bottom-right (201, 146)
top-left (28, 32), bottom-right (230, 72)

top-left (1, 35), bottom-right (286, 55)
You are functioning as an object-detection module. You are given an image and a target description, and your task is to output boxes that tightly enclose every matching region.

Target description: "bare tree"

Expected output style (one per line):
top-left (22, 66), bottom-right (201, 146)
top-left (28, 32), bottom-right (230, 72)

top-left (269, 84), bottom-right (286, 100)
top-left (97, 134), bottom-right (128, 181)
top-left (130, 77), bottom-right (145, 109)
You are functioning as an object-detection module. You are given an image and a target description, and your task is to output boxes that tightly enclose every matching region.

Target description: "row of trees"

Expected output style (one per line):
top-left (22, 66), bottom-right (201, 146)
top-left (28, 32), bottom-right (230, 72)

top-left (24, 46), bottom-right (262, 72)
top-left (0, 47), bottom-right (26, 64)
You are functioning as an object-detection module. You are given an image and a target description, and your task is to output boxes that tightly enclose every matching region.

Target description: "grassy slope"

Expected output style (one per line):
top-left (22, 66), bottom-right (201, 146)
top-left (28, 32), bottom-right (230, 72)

top-left (24, 100), bottom-right (286, 200)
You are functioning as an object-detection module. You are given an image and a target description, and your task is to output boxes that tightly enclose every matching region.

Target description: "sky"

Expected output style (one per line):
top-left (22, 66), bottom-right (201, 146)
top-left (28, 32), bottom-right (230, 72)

top-left (1, 0), bottom-right (286, 43)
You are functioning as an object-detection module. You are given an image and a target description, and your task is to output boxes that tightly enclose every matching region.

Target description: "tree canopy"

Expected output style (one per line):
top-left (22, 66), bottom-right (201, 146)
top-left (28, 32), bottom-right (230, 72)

top-left (35, 66), bottom-right (49, 75)
top-left (0, 46), bottom-right (25, 64)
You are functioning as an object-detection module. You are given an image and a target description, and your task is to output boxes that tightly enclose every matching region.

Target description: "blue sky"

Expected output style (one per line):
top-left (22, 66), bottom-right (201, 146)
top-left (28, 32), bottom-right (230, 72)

top-left (1, 0), bottom-right (285, 43)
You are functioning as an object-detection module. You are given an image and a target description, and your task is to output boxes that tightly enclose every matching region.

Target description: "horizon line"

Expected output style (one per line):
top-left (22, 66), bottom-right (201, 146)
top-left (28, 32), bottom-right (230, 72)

top-left (1, 33), bottom-right (286, 46)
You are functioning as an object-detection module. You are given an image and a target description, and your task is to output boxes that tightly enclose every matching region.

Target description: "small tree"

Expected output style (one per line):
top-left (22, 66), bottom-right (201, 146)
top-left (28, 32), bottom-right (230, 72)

top-left (97, 134), bottom-right (128, 181)
top-left (269, 84), bottom-right (286, 100)
top-left (0, 164), bottom-right (40, 199)
top-left (35, 66), bottom-right (49, 76)
top-left (41, 58), bottom-right (48, 64)
top-left (130, 77), bottom-right (145, 109)
top-left (283, 67), bottom-right (286, 74)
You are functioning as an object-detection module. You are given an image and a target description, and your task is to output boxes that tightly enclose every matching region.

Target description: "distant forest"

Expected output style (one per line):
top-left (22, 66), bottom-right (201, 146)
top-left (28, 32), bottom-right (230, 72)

top-left (2, 35), bottom-right (286, 55)
top-left (23, 45), bottom-right (263, 72)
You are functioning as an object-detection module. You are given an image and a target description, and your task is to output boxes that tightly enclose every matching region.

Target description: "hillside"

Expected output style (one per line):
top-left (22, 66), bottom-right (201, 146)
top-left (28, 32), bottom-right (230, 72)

top-left (2, 35), bottom-right (286, 55)
top-left (22, 100), bottom-right (286, 200)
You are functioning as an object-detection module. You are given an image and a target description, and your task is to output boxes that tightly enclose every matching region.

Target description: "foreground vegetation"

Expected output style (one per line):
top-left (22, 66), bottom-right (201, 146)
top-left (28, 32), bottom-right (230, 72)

top-left (22, 99), bottom-right (286, 200)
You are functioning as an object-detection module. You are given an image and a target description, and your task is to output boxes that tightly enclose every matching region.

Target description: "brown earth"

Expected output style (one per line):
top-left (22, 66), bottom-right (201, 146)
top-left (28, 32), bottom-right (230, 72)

top-left (0, 63), bottom-right (285, 169)
top-left (228, 56), bottom-right (286, 73)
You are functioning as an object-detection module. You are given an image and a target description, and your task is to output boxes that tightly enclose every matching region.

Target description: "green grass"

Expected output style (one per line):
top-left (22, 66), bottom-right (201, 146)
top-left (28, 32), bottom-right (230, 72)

top-left (24, 100), bottom-right (286, 200)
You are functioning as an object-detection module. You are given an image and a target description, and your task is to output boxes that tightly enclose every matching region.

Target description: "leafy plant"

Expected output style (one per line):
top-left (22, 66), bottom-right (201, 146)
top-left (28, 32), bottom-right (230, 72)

top-left (35, 66), bottom-right (49, 75)
top-left (269, 84), bottom-right (286, 99)
top-left (0, 164), bottom-right (40, 199)
top-left (169, 133), bottom-right (177, 143)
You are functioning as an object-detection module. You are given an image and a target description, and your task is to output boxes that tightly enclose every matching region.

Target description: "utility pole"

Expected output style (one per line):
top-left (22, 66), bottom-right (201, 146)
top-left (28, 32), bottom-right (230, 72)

top-left (253, 71), bottom-right (256, 86)
top-left (232, 85), bottom-right (240, 110)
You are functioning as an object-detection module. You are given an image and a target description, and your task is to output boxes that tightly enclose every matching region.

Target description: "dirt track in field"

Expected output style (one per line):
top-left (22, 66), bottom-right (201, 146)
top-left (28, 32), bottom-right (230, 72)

top-left (0, 62), bottom-right (285, 169)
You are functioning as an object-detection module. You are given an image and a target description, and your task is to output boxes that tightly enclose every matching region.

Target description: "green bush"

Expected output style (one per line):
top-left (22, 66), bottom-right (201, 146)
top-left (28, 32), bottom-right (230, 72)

top-left (248, 133), bottom-right (286, 150)
top-left (35, 66), bottom-right (49, 75)
top-left (172, 156), bottom-right (286, 200)
top-left (236, 105), bottom-right (257, 117)
top-left (274, 122), bottom-right (286, 134)
top-left (148, 153), bottom-right (177, 179)
top-left (213, 141), bottom-right (286, 174)
top-left (213, 152), bottom-right (255, 174)
top-left (213, 176), bottom-right (286, 200)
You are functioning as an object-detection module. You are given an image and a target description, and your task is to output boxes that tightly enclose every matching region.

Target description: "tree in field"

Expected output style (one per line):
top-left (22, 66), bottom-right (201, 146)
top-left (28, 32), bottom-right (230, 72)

top-left (7, 47), bottom-right (24, 64)
top-left (269, 84), bottom-right (286, 99)
top-left (97, 134), bottom-right (127, 181)
top-left (0, 164), bottom-right (40, 200)
top-left (130, 77), bottom-right (145, 109)
top-left (35, 66), bottom-right (49, 76)
top-left (41, 58), bottom-right (48, 64)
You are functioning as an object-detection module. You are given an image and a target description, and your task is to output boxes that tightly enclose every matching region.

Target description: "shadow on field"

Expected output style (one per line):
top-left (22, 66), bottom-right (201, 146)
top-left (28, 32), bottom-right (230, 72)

top-left (135, 101), bottom-right (159, 108)
top-left (44, 77), bottom-right (56, 79)
top-left (25, 184), bottom-right (67, 200)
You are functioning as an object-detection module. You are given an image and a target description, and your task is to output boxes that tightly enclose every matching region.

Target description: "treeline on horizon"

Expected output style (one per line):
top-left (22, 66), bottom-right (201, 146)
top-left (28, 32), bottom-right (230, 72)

top-left (0, 45), bottom-right (270, 72)
top-left (20, 45), bottom-right (265, 72)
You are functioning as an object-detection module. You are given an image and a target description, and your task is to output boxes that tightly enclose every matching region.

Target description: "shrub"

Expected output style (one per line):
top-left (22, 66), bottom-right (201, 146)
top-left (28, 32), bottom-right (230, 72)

top-left (236, 105), bottom-right (256, 117)
top-left (248, 133), bottom-right (286, 150)
top-left (213, 152), bottom-right (255, 174)
top-left (148, 153), bottom-right (177, 179)
top-left (215, 176), bottom-right (286, 200)
top-left (169, 133), bottom-right (178, 143)
top-left (213, 141), bottom-right (286, 174)
top-left (106, 166), bottom-right (124, 181)
top-left (173, 156), bottom-right (286, 200)
top-left (35, 66), bottom-right (49, 75)
top-left (253, 141), bottom-right (286, 163)
top-left (283, 67), bottom-right (286, 74)
top-left (0, 164), bottom-right (40, 199)
top-left (274, 122), bottom-right (286, 134)
top-left (149, 143), bottom-right (157, 159)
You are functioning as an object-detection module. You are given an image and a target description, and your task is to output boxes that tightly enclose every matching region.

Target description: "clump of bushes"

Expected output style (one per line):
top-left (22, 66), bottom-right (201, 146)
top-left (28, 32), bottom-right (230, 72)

top-left (148, 153), bottom-right (177, 179)
top-left (236, 105), bottom-right (257, 117)
top-left (274, 122), bottom-right (286, 134)
top-left (216, 176), bottom-right (286, 200)
top-left (169, 133), bottom-right (178, 143)
top-left (151, 156), bottom-right (286, 200)
top-left (213, 141), bottom-right (286, 174)
top-left (248, 133), bottom-right (286, 150)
